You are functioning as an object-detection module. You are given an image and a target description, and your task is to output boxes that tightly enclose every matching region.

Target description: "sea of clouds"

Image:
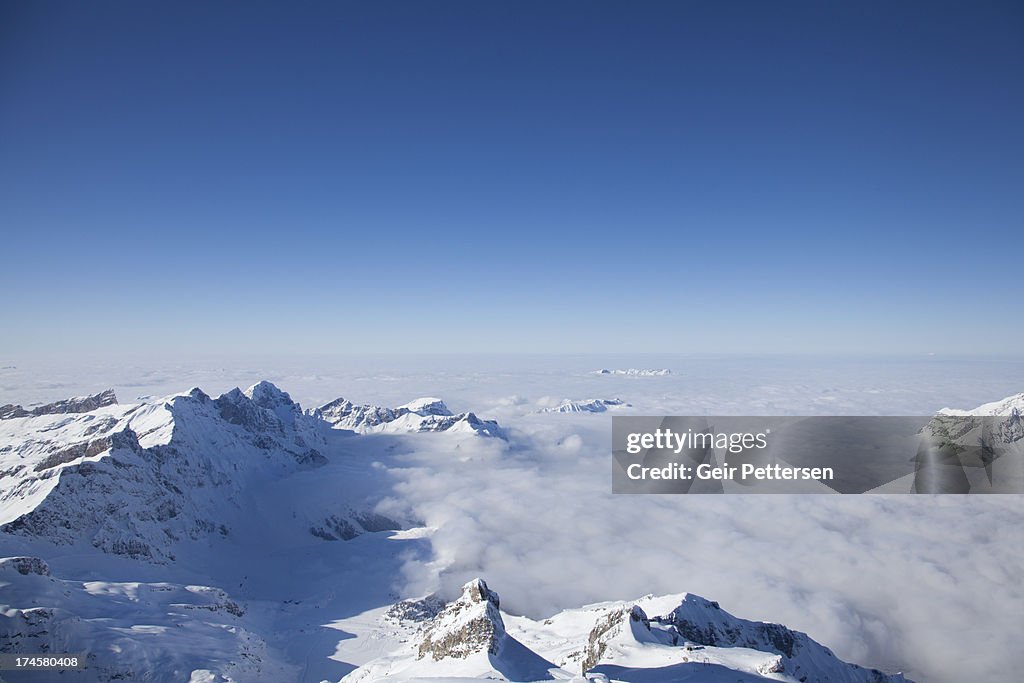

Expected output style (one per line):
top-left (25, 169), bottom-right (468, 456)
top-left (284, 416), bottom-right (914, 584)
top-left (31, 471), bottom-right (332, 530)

top-left (2, 353), bottom-right (1023, 682)
top-left (382, 423), bottom-right (1022, 683)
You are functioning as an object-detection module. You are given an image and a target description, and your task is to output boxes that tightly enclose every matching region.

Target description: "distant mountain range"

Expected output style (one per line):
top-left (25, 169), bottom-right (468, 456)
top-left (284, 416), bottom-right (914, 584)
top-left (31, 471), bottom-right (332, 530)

top-left (594, 369), bottom-right (672, 376)
top-left (10, 382), bottom-right (1014, 680)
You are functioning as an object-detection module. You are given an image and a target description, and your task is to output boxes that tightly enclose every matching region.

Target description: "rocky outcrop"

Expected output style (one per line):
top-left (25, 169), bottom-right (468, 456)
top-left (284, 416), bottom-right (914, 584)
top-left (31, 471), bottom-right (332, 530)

top-left (417, 579), bottom-right (506, 660)
top-left (0, 556), bottom-right (51, 576)
top-left (384, 595), bottom-right (446, 626)
top-left (758, 654), bottom-right (785, 674)
top-left (0, 389), bottom-right (117, 419)
top-left (648, 593), bottom-right (904, 683)
top-left (582, 605), bottom-right (651, 672)
top-left (309, 510), bottom-right (400, 541)
top-left (657, 595), bottom-right (799, 656)
top-left (345, 581), bottom-right (911, 683)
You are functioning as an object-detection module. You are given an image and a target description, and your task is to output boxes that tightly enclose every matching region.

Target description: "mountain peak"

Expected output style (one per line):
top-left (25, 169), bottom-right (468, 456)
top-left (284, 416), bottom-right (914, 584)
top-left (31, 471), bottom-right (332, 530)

top-left (417, 578), bottom-right (506, 661)
top-left (244, 380), bottom-right (295, 408)
top-left (460, 578), bottom-right (499, 607)
top-left (314, 395), bottom-right (506, 439)
top-left (397, 397), bottom-right (452, 416)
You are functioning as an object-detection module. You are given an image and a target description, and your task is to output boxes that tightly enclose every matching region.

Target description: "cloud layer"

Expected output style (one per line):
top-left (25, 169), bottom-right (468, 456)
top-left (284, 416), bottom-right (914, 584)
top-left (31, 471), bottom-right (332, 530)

top-left (4, 354), bottom-right (1022, 682)
top-left (382, 416), bottom-right (1023, 683)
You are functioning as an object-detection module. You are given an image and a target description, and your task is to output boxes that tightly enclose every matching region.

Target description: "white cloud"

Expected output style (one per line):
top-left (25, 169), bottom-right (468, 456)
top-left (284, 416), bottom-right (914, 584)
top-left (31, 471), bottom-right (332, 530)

top-left (382, 417), bottom-right (1024, 683)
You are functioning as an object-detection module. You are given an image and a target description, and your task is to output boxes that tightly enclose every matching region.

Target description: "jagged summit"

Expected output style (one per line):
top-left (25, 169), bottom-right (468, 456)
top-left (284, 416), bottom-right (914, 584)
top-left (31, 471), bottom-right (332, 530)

top-left (0, 381), bottom-right (508, 565)
top-left (244, 380), bottom-right (296, 409)
top-left (418, 579), bottom-right (505, 661)
top-left (0, 382), bottom-right (333, 563)
top-left (398, 397), bottom-right (452, 416)
top-left (313, 394), bottom-right (506, 439)
top-left (348, 578), bottom-right (561, 682)
top-left (344, 581), bottom-right (911, 682)
top-left (186, 386), bottom-right (210, 401)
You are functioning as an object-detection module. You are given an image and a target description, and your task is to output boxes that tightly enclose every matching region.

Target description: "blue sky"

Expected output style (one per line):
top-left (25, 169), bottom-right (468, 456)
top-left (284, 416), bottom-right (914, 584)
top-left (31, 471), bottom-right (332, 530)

top-left (2, 1), bottom-right (1022, 356)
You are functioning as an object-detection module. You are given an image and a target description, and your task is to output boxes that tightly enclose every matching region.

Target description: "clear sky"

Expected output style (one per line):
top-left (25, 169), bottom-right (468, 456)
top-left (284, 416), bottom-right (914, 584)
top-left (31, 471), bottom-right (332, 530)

top-left (2, 1), bottom-right (1022, 356)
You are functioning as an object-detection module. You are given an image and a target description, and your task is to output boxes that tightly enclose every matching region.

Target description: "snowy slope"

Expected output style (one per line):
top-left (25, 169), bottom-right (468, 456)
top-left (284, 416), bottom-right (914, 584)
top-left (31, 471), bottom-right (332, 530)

top-left (939, 392), bottom-right (1024, 416)
top-left (0, 383), bottom-right (331, 563)
top-left (312, 396), bottom-right (506, 438)
top-left (0, 381), bottom-right (509, 682)
top-left (540, 399), bottom-right (628, 414)
top-left (0, 381), bottom-right (507, 565)
top-left (0, 555), bottom-right (295, 681)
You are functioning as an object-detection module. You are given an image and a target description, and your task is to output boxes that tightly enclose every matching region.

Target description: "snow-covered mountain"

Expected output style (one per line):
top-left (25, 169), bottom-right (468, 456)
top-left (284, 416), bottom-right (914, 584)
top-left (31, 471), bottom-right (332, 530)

top-left (0, 382), bottom-right (332, 563)
top-left (0, 382), bottom-right (501, 565)
top-left (312, 395), bottom-right (507, 438)
top-left (933, 392), bottom-right (1024, 445)
top-left (904, 392), bottom-right (1024, 494)
top-left (540, 398), bottom-right (628, 413)
top-left (939, 392), bottom-right (1024, 417)
top-left (593, 369), bottom-right (671, 376)
top-left (342, 578), bottom-right (910, 682)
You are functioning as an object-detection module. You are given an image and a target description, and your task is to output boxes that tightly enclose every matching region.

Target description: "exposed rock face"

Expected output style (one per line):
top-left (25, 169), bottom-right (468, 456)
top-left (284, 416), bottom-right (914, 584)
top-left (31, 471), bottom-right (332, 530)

top-left (916, 396), bottom-right (1024, 493)
top-left (417, 579), bottom-right (506, 660)
top-left (346, 580), bottom-right (910, 683)
top-left (309, 510), bottom-right (400, 541)
top-left (927, 406), bottom-right (1024, 448)
top-left (644, 594), bottom-right (904, 683)
top-left (385, 594), bottom-right (447, 626)
top-left (33, 435), bottom-right (118, 472)
top-left (0, 556), bottom-right (51, 576)
top-left (316, 397), bottom-right (398, 430)
top-left (215, 388), bottom-right (288, 435)
top-left (657, 595), bottom-right (799, 657)
top-left (415, 412), bottom-right (505, 437)
top-left (758, 654), bottom-right (785, 674)
top-left (938, 394), bottom-right (1024, 444)
top-left (0, 389), bottom-right (118, 419)
top-left (582, 605), bottom-right (651, 672)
